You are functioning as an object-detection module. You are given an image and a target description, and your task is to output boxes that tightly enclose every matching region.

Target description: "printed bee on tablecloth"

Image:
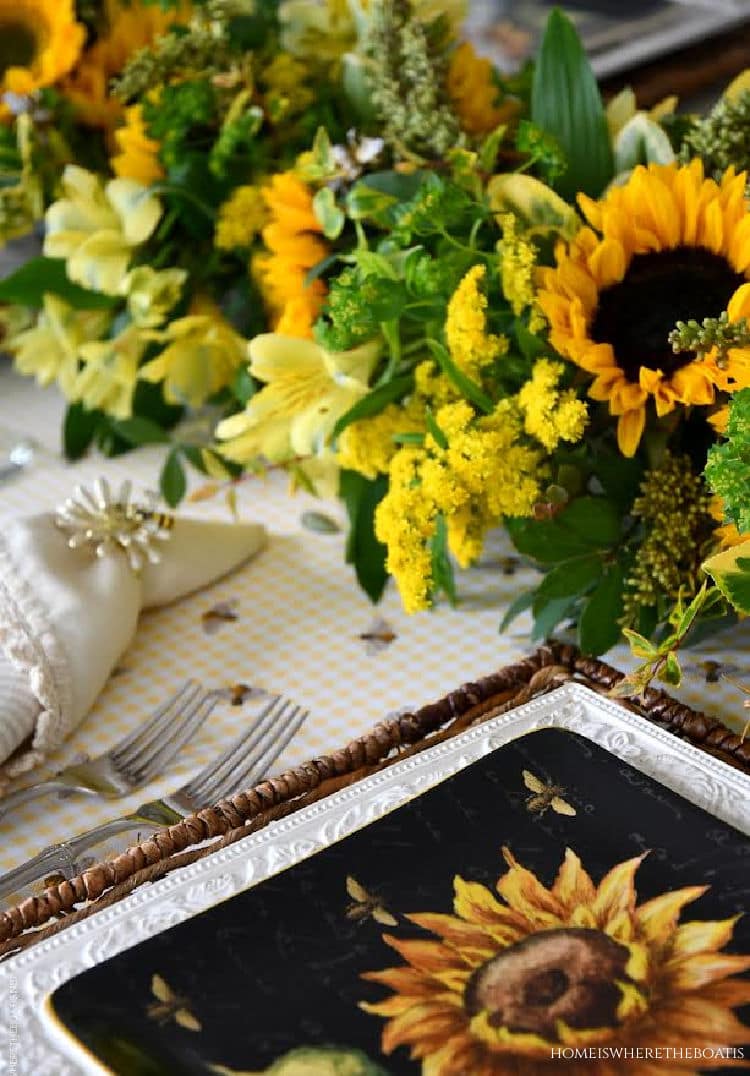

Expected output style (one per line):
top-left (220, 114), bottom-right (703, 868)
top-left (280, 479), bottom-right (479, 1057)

top-left (147, 974), bottom-right (202, 1032)
top-left (345, 875), bottom-right (398, 927)
top-left (522, 770), bottom-right (577, 818)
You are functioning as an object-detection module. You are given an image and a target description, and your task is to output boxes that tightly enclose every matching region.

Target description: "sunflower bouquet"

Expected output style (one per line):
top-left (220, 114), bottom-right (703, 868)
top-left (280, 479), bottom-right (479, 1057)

top-left (3, 0), bottom-right (750, 668)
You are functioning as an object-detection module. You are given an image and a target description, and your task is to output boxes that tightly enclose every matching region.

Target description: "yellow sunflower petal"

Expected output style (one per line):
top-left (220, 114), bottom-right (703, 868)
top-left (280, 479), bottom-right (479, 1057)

top-left (551, 847), bottom-right (596, 910)
top-left (635, 885), bottom-right (708, 943)
top-left (617, 408), bottom-right (646, 457)
top-left (496, 847), bottom-right (564, 924)
top-left (662, 951), bottom-right (750, 991)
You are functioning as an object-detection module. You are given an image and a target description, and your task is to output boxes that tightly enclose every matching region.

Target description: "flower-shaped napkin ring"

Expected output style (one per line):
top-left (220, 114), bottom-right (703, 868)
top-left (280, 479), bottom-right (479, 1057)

top-left (55, 477), bottom-right (174, 573)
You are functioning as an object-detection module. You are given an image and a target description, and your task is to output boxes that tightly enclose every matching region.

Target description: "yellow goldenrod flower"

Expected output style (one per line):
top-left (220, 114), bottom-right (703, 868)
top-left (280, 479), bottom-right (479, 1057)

top-left (44, 165), bottom-right (162, 295)
top-left (216, 333), bottom-right (379, 464)
top-left (262, 53), bottom-right (313, 118)
top-left (498, 212), bottom-right (545, 331)
top-left (375, 399), bottom-right (541, 612)
top-left (336, 397), bottom-right (425, 480)
top-left (517, 358), bottom-right (588, 451)
top-left (76, 323), bottom-right (145, 419)
top-left (446, 42), bottom-right (517, 137)
top-left (7, 294), bottom-right (110, 398)
top-left (253, 171), bottom-right (329, 339)
top-left (63, 0), bottom-right (192, 129)
top-left (538, 161), bottom-right (750, 457)
top-left (0, 0), bottom-right (84, 98)
top-left (215, 185), bottom-right (268, 251)
top-left (121, 266), bottom-right (187, 328)
top-left (445, 264), bottom-right (507, 380)
top-left (111, 105), bottom-right (164, 185)
top-left (414, 360), bottom-right (459, 407)
top-left (140, 299), bottom-right (247, 407)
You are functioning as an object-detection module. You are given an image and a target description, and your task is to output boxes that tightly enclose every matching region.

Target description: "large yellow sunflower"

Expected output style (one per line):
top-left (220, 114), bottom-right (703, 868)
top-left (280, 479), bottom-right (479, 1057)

top-left (63, 0), bottom-right (191, 129)
top-left (362, 847), bottom-right (750, 1075)
top-left (538, 161), bottom-right (750, 456)
top-left (0, 0), bottom-right (84, 97)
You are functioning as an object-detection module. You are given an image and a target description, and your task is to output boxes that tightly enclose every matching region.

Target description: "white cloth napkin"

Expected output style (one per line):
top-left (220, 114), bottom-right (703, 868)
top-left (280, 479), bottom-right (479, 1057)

top-left (0, 511), bottom-right (266, 784)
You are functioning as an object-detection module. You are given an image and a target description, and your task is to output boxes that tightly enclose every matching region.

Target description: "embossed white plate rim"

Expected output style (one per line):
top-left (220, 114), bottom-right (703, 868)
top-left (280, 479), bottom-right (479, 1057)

top-left (2, 681), bottom-right (749, 1074)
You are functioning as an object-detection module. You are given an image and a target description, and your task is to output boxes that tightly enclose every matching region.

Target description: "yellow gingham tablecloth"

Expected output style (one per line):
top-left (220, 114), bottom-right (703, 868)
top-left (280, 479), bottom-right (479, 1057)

top-left (0, 363), bottom-right (748, 875)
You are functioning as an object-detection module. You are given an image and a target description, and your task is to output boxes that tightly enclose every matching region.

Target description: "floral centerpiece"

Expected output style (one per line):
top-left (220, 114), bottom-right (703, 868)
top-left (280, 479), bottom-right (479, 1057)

top-left (3, 0), bottom-right (750, 678)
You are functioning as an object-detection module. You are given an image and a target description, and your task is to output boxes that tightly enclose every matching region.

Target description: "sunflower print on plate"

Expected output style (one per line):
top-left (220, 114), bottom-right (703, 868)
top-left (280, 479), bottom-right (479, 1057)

top-left (538, 160), bottom-right (750, 457)
top-left (361, 847), bottom-right (750, 1075)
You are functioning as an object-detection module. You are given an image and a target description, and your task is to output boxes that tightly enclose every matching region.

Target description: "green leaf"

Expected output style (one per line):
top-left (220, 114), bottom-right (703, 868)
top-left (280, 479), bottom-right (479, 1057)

top-left (231, 366), bottom-right (255, 405)
top-left (578, 563), bottom-right (625, 655)
top-left (330, 375), bottom-right (413, 442)
top-left (535, 554), bottom-right (603, 603)
top-left (531, 8), bottom-right (613, 200)
top-left (499, 588), bottom-right (535, 632)
top-left (662, 651), bottom-right (683, 688)
top-left (622, 627), bottom-right (658, 660)
top-left (110, 417), bottom-right (169, 446)
top-left (531, 596), bottom-right (576, 642)
top-left (426, 339), bottom-right (493, 415)
top-left (430, 514), bottom-right (456, 605)
top-left (593, 452), bottom-right (643, 512)
top-left (0, 257), bottom-right (118, 310)
top-left (160, 447), bottom-right (187, 507)
top-left (506, 516), bottom-right (594, 563)
top-left (339, 470), bottom-right (389, 603)
top-left (702, 542), bottom-right (750, 615)
top-left (63, 402), bottom-right (100, 461)
top-left (312, 187), bottom-right (345, 240)
top-left (515, 318), bottom-right (548, 361)
top-left (559, 496), bottom-right (622, 547)
top-left (425, 407), bottom-right (448, 450)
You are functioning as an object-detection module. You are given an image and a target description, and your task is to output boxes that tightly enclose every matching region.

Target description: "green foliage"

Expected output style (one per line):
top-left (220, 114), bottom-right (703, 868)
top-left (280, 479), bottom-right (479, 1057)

top-left (531, 8), bottom-right (613, 200)
top-left (515, 120), bottom-right (567, 186)
top-left (431, 514), bottom-right (456, 605)
top-left (389, 173), bottom-right (480, 243)
top-left (331, 375), bottom-right (413, 441)
top-left (143, 81), bottom-right (218, 170)
top-left (340, 470), bottom-right (389, 603)
top-left (160, 446), bottom-right (188, 506)
top-left (705, 387), bottom-right (750, 534)
top-left (63, 402), bottom-right (100, 461)
top-left (0, 257), bottom-right (117, 310)
top-left (318, 269), bottom-right (406, 350)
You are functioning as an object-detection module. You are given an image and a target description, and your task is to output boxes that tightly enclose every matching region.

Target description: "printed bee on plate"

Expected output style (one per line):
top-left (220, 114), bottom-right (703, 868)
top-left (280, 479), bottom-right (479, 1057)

top-left (201, 600), bottom-right (239, 635)
top-left (522, 770), bottom-right (577, 817)
top-left (147, 974), bottom-right (202, 1032)
top-left (358, 616), bottom-right (398, 655)
top-left (345, 875), bottom-right (398, 927)
top-left (683, 659), bottom-right (742, 685)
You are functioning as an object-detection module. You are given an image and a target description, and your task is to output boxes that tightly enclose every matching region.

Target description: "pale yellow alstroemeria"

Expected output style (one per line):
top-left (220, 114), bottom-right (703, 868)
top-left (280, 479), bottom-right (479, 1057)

top-left (139, 300), bottom-right (248, 406)
top-left (76, 323), bottom-right (146, 419)
top-left (8, 294), bottom-right (110, 398)
top-left (216, 333), bottom-right (379, 464)
top-left (121, 266), bottom-right (187, 328)
top-left (44, 165), bottom-right (162, 295)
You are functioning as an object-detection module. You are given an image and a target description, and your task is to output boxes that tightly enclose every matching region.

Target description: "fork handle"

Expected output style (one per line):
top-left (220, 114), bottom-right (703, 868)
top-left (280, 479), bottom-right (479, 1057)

top-left (0, 802), bottom-right (184, 902)
top-left (0, 779), bottom-right (89, 823)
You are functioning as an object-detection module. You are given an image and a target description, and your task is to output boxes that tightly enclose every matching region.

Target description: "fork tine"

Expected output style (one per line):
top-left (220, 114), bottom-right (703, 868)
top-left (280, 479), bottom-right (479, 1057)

top-left (213, 706), bottom-right (308, 802)
top-left (133, 692), bottom-right (219, 784)
top-left (184, 696), bottom-right (288, 802)
top-left (110, 680), bottom-right (202, 765)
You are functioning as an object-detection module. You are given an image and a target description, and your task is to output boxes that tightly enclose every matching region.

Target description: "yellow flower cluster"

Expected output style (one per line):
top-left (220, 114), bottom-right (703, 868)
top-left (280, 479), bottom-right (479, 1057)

top-left (375, 399), bottom-right (541, 612)
top-left (498, 212), bottom-right (545, 331)
top-left (446, 42), bottom-right (516, 136)
top-left (252, 171), bottom-right (329, 339)
top-left (517, 358), bottom-right (588, 451)
top-left (112, 105), bottom-right (164, 185)
top-left (337, 398), bottom-right (425, 480)
top-left (445, 264), bottom-right (507, 380)
top-left (215, 185), bottom-right (268, 250)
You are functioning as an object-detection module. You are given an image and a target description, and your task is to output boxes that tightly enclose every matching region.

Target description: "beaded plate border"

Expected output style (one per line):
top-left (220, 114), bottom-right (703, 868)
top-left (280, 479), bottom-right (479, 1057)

top-left (2, 682), bottom-right (750, 1075)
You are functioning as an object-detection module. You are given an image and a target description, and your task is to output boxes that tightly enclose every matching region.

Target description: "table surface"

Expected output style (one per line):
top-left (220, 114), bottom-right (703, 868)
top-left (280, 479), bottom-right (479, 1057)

top-left (0, 362), bottom-right (747, 878)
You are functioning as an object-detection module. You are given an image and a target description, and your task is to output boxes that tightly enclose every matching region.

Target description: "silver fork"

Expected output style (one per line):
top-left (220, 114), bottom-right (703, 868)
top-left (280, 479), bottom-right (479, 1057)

top-left (0, 695), bottom-right (308, 901)
top-left (0, 681), bottom-right (218, 823)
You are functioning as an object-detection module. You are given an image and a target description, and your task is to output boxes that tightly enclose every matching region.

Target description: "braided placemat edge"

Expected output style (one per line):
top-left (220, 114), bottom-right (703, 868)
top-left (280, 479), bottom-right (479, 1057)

top-left (1, 641), bottom-right (747, 959)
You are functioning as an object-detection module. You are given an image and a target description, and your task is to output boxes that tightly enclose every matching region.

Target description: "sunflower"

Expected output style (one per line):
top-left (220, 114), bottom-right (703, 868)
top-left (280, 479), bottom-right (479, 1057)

top-left (63, 0), bottom-right (191, 129)
top-left (0, 0), bottom-right (84, 97)
top-left (252, 172), bottom-right (329, 340)
top-left (362, 847), bottom-right (750, 1075)
top-left (538, 161), bottom-right (750, 456)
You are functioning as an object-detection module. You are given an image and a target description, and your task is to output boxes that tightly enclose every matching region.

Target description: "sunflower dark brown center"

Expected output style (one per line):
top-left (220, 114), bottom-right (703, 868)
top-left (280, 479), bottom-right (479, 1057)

top-left (464, 927), bottom-right (635, 1039)
top-left (0, 21), bottom-right (38, 77)
top-left (590, 246), bottom-right (745, 382)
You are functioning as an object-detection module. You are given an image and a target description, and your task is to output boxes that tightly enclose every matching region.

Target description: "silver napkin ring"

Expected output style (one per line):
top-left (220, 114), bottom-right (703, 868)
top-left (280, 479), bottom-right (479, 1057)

top-left (55, 478), bottom-right (174, 573)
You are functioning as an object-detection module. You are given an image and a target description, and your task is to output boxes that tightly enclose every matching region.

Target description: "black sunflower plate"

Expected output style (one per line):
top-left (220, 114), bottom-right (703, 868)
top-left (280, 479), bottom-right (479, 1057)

top-left (28, 685), bottom-right (750, 1073)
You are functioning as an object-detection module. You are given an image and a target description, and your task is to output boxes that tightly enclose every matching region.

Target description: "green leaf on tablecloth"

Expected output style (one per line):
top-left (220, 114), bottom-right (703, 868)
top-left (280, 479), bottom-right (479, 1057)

top-left (330, 375), bottom-right (413, 442)
top-left (110, 417), bottom-right (170, 446)
top-left (340, 469), bottom-right (389, 603)
top-left (431, 514), bottom-right (456, 605)
top-left (63, 401), bottom-right (100, 461)
top-left (0, 257), bottom-right (118, 310)
top-left (499, 588), bottom-right (535, 632)
top-left (161, 446), bottom-right (187, 507)
top-left (531, 8), bottom-right (613, 200)
top-left (578, 562), bottom-right (626, 656)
